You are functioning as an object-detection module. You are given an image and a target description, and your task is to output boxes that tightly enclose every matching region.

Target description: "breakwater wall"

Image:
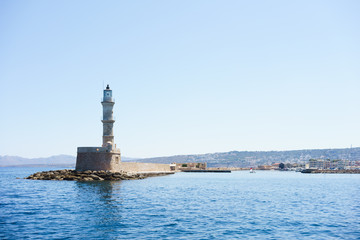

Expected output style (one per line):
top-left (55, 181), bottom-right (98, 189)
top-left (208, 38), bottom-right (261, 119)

top-left (301, 169), bottom-right (360, 174)
top-left (119, 162), bottom-right (171, 173)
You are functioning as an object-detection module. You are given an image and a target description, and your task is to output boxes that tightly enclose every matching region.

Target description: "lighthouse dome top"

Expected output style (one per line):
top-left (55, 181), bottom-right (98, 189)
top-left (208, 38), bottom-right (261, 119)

top-left (103, 84), bottom-right (113, 102)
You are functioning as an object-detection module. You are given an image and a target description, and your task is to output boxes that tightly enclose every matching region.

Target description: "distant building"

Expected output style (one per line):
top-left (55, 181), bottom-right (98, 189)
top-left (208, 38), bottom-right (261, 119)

top-left (346, 160), bottom-right (360, 170)
top-left (272, 163), bottom-right (280, 169)
top-left (257, 165), bottom-right (272, 170)
top-left (171, 162), bottom-right (207, 171)
top-left (307, 159), bottom-right (349, 170)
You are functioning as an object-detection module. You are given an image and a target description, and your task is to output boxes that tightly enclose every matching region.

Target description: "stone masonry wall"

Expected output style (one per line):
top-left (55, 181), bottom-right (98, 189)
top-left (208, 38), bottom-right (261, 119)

top-left (119, 162), bottom-right (171, 173)
top-left (76, 152), bottom-right (121, 171)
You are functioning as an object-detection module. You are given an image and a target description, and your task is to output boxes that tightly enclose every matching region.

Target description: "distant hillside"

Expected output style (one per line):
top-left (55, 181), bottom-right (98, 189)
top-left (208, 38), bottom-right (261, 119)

top-left (0, 155), bottom-right (138, 167)
top-left (2, 147), bottom-right (359, 168)
top-left (128, 147), bottom-right (360, 168)
top-left (0, 155), bottom-right (76, 167)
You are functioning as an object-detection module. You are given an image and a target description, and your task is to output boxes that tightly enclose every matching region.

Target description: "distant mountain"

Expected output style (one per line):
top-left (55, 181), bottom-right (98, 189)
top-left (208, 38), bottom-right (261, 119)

top-left (121, 157), bottom-right (140, 161)
top-left (126, 147), bottom-right (360, 168)
top-left (0, 155), bottom-right (76, 167)
top-left (2, 147), bottom-right (359, 168)
top-left (0, 155), bottom-right (139, 167)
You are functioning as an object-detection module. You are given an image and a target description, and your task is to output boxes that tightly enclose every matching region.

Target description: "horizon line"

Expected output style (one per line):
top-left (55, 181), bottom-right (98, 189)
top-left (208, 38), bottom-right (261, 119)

top-left (2, 146), bottom-right (359, 159)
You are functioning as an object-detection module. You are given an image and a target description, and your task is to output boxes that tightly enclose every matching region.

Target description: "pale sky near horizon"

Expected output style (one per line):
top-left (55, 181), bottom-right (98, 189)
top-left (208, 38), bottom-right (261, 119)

top-left (0, 0), bottom-right (359, 158)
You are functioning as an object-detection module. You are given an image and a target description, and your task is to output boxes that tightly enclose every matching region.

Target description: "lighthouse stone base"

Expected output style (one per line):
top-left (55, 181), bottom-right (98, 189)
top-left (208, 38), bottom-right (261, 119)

top-left (75, 147), bottom-right (121, 172)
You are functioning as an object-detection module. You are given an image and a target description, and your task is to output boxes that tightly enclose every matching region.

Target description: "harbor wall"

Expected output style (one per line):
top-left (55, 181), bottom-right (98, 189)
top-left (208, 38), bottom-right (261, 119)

top-left (119, 162), bottom-right (171, 173)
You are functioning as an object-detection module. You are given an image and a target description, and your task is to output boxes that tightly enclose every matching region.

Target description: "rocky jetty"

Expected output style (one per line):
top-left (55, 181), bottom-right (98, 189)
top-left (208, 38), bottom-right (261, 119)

top-left (301, 169), bottom-right (360, 174)
top-left (25, 169), bottom-right (173, 181)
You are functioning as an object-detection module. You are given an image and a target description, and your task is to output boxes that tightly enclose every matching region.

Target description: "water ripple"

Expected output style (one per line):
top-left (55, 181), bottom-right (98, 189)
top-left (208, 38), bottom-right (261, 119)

top-left (0, 168), bottom-right (359, 239)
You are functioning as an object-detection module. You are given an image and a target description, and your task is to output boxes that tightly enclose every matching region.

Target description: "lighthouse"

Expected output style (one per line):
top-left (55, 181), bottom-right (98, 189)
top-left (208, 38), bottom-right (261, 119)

top-left (75, 84), bottom-right (121, 171)
top-left (102, 84), bottom-right (115, 150)
top-left (75, 84), bottom-right (171, 173)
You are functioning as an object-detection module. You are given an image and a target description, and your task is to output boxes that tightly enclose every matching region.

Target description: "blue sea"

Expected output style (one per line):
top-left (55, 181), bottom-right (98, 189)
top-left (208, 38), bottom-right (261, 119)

top-left (1, 168), bottom-right (359, 239)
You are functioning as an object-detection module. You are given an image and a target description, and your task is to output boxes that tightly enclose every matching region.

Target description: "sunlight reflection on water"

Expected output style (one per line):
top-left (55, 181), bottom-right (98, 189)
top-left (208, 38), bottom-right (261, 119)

top-left (1, 168), bottom-right (359, 239)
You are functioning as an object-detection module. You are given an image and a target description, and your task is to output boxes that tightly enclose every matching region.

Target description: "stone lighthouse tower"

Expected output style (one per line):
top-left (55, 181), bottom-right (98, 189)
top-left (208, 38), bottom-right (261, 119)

top-left (75, 85), bottom-right (121, 171)
top-left (102, 84), bottom-right (115, 150)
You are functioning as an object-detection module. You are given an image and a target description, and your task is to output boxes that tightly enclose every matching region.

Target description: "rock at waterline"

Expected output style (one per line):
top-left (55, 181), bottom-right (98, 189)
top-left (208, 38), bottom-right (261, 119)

top-left (25, 169), bottom-right (173, 181)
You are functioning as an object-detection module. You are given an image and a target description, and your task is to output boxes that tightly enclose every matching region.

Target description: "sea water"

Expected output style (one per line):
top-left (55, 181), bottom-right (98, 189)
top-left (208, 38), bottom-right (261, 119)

top-left (1, 167), bottom-right (359, 239)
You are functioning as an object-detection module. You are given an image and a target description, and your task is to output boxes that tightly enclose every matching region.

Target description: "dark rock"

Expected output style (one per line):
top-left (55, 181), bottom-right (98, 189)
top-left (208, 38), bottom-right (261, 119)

top-left (25, 169), bottom-right (174, 181)
top-left (63, 176), bottom-right (75, 180)
top-left (82, 177), bottom-right (93, 181)
top-left (89, 175), bottom-right (104, 181)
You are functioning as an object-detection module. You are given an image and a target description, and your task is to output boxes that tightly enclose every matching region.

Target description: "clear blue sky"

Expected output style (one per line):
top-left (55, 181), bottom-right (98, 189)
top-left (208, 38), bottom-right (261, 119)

top-left (0, 0), bottom-right (359, 158)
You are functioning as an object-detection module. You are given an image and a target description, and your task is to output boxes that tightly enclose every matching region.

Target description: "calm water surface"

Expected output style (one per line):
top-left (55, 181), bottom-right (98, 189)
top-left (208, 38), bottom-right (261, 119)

top-left (1, 167), bottom-right (359, 239)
